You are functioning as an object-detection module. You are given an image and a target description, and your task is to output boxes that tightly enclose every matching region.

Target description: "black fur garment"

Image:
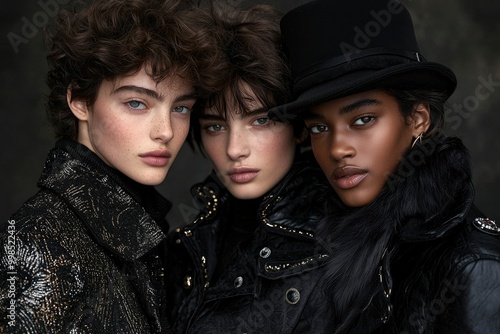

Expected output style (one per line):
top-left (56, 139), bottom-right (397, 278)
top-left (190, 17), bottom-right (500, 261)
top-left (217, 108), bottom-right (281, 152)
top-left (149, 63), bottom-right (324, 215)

top-left (317, 134), bottom-right (479, 332)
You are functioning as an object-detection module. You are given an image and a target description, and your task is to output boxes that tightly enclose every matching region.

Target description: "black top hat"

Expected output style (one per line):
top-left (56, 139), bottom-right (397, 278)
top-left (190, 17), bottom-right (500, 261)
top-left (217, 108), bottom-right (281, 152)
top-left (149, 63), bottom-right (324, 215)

top-left (269, 0), bottom-right (457, 119)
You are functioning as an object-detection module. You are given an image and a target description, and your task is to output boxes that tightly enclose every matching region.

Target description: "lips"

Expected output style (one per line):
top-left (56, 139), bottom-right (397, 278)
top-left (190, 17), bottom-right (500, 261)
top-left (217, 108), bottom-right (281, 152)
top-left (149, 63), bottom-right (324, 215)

top-left (227, 167), bottom-right (260, 184)
top-left (139, 150), bottom-right (172, 167)
top-left (332, 166), bottom-right (368, 190)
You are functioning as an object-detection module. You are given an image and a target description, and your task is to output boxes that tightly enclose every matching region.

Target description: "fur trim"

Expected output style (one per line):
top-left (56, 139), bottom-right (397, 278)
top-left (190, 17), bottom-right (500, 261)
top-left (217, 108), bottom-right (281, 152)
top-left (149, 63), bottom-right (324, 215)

top-left (317, 135), bottom-right (474, 330)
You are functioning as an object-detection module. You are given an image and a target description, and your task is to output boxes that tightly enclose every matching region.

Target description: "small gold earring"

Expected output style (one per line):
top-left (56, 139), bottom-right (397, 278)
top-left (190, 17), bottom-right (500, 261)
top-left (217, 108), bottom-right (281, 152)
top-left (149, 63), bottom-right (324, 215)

top-left (411, 132), bottom-right (424, 148)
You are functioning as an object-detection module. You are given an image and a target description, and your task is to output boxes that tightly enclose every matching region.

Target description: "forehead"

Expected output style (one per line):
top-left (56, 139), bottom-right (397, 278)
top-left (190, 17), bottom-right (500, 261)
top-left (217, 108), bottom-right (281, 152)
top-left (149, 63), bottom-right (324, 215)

top-left (203, 82), bottom-right (265, 119)
top-left (307, 89), bottom-right (397, 117)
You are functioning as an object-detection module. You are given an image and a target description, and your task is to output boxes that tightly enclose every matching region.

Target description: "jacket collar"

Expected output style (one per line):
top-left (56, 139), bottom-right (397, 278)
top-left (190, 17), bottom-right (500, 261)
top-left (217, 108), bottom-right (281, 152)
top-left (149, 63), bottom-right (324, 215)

top-left (37, 139), bottom-right (169, 261)
top-left (259, 160), bottom-right (332, 238)
top-left (191, 159), bottom-right (332, 239)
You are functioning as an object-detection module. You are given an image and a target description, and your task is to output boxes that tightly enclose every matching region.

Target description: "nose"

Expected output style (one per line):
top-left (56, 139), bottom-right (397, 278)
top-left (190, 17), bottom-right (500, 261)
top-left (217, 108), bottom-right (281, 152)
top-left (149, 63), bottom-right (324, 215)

top-left (152, 111), bottom-right (174, 143)
top-left (226, 128), bottom-right (250, 161)
top-left (329, 131), bottom-right (355, 161)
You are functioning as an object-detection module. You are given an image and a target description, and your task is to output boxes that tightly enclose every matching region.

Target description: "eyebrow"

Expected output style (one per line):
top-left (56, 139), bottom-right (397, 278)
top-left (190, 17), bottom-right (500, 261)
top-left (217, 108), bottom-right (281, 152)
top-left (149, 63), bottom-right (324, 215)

top-left (245, 107), bottom-right (268, 116)
top-left (303, 98), bottom-right (381, 120)
top-left (113, 85), bottom-right (163, 101)
top-left (339, 98), bottom-right (380, 115)
top-left (199, 107), bottom-right (268, 121)
top-left (112, 85), bottom-right (197, 103)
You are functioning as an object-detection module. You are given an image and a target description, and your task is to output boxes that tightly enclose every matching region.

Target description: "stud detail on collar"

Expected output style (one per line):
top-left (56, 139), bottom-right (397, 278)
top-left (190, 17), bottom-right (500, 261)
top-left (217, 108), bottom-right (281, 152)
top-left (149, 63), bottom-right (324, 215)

top-left (473, 217), bottom-right (500, 235)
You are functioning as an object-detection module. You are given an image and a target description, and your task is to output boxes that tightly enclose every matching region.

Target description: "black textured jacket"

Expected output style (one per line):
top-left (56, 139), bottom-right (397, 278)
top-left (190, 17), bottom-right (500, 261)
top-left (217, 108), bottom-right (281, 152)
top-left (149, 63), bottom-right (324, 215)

top-left (0, 139), bottom-right (172, 333)
top-left (166, 161), bottom-right (336, 333)
top-left (319, 136), bottom-right (500, 333)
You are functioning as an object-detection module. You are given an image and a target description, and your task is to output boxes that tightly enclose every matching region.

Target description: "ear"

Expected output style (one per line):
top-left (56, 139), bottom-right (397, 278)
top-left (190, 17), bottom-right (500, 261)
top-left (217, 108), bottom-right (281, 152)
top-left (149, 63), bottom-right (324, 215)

top-left (67, 86), bottom-right (90, 121)
top-left (411, 102), bottom-right (431, 137)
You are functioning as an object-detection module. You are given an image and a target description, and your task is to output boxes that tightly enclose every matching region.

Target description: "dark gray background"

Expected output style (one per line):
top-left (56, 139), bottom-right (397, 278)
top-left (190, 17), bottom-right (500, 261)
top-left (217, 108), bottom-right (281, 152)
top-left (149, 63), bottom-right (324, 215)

top-left (2, 0), bottom-right (499, 230)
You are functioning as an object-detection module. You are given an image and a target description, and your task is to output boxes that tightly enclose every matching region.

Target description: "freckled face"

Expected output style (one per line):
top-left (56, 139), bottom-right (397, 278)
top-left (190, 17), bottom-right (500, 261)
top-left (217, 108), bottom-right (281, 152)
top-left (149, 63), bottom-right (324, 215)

top-left (304, 90), bottom-right (419, 207)
top-left (70, 67), bottom-right (196, 185)
top-left (199, 89), bottom-right (296, 200)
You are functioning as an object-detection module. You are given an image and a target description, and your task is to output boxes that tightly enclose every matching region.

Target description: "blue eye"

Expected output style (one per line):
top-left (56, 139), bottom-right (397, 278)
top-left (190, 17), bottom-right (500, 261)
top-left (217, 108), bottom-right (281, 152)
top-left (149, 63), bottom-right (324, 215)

top-left (205, 124), bottom-right (225, 132)
top-left (253, 117), bottom-right (270, 125)
top-left (127, 100), bottom-right (146, 110)
top-left (308, 124), bottom-right (328, 134)
top-left (173, 106), bottom-right (191, 114)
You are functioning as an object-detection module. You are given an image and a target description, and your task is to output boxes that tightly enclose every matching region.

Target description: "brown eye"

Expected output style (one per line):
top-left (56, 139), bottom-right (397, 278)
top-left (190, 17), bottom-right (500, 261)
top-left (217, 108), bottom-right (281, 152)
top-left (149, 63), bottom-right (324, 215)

top-left (308, 124), bottom-right (328, 134)
top-left (353, 115), bottom-right (374, 125)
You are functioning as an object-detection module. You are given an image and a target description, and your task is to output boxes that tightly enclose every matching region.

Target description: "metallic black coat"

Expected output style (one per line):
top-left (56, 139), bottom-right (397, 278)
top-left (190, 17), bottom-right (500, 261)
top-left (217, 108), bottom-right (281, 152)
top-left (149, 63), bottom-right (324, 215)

top-left (0, 140), bottom-right (171, 333)
top-left (166, 161), bottom-right (335, 333)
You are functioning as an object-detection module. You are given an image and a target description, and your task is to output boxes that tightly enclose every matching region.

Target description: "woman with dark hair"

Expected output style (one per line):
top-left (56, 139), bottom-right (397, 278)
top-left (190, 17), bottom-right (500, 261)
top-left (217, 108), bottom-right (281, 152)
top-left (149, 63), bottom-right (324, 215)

top-left (0, 0), bottom-right (220, 332)
top-left (269, 0), bottom-right (500, 332)
top-left (166, 3), bottom-right (336, 333)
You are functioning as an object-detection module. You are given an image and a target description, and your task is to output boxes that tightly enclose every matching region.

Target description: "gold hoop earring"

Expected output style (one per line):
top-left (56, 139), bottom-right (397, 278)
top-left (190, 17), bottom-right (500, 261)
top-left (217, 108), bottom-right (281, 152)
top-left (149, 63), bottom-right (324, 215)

top-left (411, 132), bottom-right (424, 148)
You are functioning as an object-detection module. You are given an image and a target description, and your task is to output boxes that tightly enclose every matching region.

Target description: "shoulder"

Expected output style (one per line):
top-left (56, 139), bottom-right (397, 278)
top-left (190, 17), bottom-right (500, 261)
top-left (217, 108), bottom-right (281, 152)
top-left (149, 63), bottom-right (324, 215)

top-left (7, 189), bottom-right (78, 236)
top-left (436, 213), bottom-right (500, 332)
top-left (456, 208), bottom-right (500, 264)
top-left (433, 209), bottom-right (500, 300)
top-left (2, 189), bottom-right (89, 276)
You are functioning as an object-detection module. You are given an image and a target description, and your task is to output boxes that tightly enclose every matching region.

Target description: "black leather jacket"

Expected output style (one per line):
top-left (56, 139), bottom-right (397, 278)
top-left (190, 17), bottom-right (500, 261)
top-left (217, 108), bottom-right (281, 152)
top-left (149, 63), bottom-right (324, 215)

top-left (0, 139), bottom-right (171, 333)
top-left (318, 137), bottom-right (500, 333)
top-left (166, 161), bottom-right (336, 333)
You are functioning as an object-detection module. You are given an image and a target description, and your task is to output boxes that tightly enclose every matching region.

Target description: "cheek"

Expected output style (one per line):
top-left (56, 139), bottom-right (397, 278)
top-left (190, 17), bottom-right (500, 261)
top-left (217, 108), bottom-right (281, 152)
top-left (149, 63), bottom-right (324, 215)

top-left (265, 126), bottom-right (295, 154)
top-left (311, 138), bottom-right (330, 166)
top-left (171, 119), bottom-right (190, 146)
top-left (202, 134), bottom-right (226, 164)
top-left (91, 114), bottom-right (130, 149)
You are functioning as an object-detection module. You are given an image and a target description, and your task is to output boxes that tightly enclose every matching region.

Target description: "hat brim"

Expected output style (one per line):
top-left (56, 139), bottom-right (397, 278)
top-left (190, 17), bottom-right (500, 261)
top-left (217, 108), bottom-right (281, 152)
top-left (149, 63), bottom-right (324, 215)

top-left (269, 62), bottom-right (457, 120)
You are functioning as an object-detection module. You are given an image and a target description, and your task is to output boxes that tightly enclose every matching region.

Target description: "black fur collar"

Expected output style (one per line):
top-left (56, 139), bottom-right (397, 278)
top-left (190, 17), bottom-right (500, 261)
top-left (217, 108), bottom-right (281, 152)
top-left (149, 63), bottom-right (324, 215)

top-left (317, 135), bottom-right (474, 329)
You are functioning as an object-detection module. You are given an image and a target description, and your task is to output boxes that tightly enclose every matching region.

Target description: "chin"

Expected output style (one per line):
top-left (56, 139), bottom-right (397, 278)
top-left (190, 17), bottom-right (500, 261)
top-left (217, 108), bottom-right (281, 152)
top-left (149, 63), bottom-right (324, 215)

top-left (134, 174), bottom-right (168, 186)
top-left (338, 191), bottom-right (378, 208)
top-left (228, 185), bottom-right (269, 200)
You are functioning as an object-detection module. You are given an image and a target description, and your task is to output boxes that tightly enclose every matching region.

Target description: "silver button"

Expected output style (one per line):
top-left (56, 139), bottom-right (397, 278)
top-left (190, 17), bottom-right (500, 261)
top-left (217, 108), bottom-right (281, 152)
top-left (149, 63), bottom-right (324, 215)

top-left (259, 247), bottom-right (271, 258)
top-left (234, 276), bottom-right (243, 288)
top-left (285, 288), bottom-right (300, 304)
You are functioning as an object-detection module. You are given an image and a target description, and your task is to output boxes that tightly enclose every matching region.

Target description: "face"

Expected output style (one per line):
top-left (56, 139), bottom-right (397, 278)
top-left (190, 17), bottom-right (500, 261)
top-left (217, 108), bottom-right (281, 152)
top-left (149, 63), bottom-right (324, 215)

top-left (200, 87), bottom-right (296, 200)
top-left (304, 89), bottom-right (429, 207)
top-left (69, 66), bottom-right (196, 185)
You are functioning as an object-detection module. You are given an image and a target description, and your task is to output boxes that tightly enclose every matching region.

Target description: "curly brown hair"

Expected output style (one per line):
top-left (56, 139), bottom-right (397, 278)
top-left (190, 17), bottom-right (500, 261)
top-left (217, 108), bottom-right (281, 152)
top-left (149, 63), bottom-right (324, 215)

top-left (189, 3), bottom-right (296, 151)
top-left (45, 0), bottom-right (223, 140)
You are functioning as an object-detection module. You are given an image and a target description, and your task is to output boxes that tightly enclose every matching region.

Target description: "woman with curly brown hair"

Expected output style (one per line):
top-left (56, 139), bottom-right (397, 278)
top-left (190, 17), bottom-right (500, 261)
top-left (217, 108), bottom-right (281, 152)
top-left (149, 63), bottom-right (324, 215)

top-left (166, 3), bottom-right (337, 333)
top-left (0, 0), bottom-right (220, 332)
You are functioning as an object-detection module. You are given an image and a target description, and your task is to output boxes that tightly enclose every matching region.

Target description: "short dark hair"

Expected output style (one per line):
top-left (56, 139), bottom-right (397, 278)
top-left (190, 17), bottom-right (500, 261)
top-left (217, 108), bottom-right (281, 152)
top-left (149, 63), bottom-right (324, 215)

top-left (45, 0), bottom-right (222, 140)
top-left (189, 3), bottom-right (301, 151)
top-left (383, 88), bottom-right (448, 138)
